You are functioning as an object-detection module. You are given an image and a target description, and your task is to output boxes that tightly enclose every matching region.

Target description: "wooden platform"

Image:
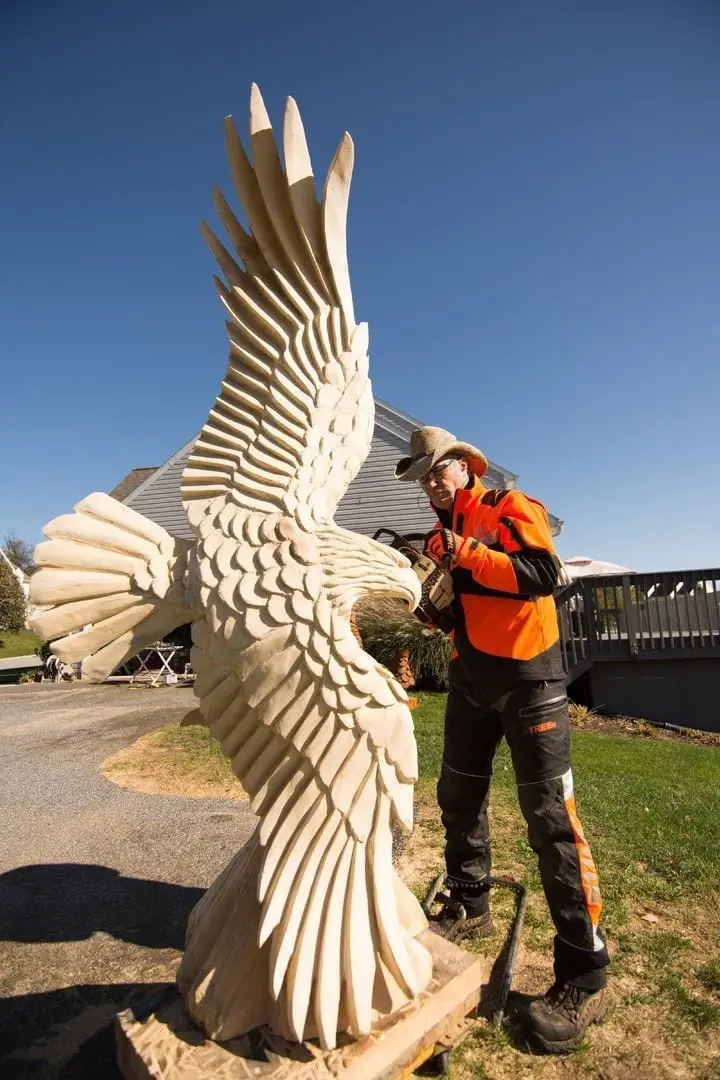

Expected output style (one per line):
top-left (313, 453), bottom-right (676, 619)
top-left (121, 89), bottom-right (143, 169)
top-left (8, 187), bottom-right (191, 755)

top-left (116, 929), bottom-right (484, 1080)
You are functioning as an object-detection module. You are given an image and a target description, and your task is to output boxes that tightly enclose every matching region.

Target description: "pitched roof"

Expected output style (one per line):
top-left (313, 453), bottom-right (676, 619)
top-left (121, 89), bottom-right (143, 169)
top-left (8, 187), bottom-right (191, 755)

top-left (121, 404), bottom-right (517, 506)
top-left (373, 399), bottom-right (516, 481)
top-left (119, 397), bottom-right (561, 533)
top-left (109, 467), bottom-right (159, 502)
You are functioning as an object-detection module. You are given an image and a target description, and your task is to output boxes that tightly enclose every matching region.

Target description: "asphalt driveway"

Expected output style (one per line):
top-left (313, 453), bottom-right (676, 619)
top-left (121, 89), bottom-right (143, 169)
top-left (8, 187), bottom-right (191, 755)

top-left (0, 682), bottom-right (256, 1079)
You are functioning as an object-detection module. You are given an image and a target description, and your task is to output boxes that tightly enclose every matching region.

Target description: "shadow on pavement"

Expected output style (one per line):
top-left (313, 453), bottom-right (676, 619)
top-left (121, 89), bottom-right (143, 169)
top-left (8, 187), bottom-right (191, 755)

top-left (0, 863), bottom-right (206, 1078)
top-left (0, 862), bottom-right (203, 948)
top-left (0, 981), bottom-right (172, 1079)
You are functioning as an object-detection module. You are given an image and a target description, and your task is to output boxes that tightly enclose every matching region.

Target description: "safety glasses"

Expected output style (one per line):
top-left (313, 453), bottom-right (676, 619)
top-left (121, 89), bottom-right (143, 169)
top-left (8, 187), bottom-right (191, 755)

top-left (419, 458), bottom-right (457, 488)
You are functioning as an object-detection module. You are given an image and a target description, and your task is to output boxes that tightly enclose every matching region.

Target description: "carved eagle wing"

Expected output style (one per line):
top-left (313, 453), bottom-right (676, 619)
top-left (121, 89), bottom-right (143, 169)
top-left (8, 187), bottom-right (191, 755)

top-left (181, 84), bottom-right (374, 530)
top-left (180, 87), bottom-right (430, 1049)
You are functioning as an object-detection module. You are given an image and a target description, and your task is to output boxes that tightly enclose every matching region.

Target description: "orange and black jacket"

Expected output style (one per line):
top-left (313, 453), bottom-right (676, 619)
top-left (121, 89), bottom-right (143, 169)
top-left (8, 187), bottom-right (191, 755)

top-left (435, 475), bottom-right (565, 682)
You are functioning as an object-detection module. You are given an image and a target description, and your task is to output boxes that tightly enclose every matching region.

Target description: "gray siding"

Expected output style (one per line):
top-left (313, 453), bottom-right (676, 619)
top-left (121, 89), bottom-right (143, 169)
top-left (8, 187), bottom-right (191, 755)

top-left (125, 439), bottom-right (195, 541)
top-left (334, 428), bottom-right (434, 536)
top-left (126, 428), bottom-right (436, 539)
top-left (123, 398), bottom-right (545, 539)
top-left (334, 428), bottom-right (514, 537)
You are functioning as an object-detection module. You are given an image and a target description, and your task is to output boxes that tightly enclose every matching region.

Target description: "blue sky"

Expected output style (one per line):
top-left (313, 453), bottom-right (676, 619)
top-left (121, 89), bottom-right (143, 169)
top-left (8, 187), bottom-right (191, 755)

top-left (1, 0), bottom-right (719, 571)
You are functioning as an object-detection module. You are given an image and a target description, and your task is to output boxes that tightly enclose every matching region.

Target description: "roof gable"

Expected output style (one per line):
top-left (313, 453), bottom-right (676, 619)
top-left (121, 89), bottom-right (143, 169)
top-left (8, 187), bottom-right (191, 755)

top-left (122, 397), bottom-right (559, 535)
top-left (109, 467), bottom-right (159, 502)
top-left (373, 399), bottom-right (517, 488)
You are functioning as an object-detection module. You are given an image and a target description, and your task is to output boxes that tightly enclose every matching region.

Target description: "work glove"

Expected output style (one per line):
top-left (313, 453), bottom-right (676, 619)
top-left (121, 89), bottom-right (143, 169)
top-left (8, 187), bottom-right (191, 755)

top-left (424, 528), bottom-right (461, 563)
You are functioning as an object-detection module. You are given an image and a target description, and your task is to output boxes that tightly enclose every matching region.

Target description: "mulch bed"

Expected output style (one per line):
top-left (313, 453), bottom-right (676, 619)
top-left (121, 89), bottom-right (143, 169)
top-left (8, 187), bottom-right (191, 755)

top-left (570, 708), bottom-right (720, 747)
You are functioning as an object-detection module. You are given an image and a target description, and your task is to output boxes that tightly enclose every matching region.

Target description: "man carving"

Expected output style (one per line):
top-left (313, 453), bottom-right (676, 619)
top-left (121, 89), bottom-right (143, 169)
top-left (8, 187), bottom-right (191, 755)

top-left (396, 426), bottom-right (609, 1053)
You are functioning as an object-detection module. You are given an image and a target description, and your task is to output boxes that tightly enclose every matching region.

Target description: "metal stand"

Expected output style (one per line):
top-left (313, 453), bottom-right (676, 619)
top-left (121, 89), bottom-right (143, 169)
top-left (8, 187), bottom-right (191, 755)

top-left (486, 876), bottom-right (527, 1027)
top-left (130, 643), bottom-right (180, 686)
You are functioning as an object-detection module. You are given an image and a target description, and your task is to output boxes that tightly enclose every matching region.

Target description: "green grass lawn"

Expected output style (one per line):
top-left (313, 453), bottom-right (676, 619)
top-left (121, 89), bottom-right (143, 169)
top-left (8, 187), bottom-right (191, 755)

top-left (409, 691), bottom-right (720, 1073)
top-left (412, 690), bottom-right (720, 918)
top-left (108, 690), bottom-right (720, 1074)
top-left (114, 693), bottom-right (720, 929)
top-left (0, 628), bottom-right (41, 659)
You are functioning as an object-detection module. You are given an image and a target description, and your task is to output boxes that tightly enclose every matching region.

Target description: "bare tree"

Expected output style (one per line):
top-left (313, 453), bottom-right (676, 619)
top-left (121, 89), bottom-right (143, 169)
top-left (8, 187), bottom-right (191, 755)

top-left (2, 532), bottom-right (35, 574)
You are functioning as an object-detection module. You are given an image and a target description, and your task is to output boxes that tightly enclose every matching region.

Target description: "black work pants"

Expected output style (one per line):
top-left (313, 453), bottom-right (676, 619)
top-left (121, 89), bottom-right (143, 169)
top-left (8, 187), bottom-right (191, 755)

top-left (438, 667), bottom-right (609, 990)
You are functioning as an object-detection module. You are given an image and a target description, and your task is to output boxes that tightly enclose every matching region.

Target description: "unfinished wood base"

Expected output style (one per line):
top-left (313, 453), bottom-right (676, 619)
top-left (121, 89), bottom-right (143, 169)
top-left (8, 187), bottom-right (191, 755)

top-left (116, 930), bottom-right (485, 1080)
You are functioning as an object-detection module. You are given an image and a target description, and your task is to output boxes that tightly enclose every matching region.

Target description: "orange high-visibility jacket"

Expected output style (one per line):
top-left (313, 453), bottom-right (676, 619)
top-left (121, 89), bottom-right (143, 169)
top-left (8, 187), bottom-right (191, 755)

top-left (435, 476), bottom-right (565, 678)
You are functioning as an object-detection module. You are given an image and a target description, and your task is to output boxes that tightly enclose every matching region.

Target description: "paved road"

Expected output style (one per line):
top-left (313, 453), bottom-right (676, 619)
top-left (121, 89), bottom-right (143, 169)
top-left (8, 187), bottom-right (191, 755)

top-left (0, 682), bottom-right (256, 1079)
top-left (0, 654), bottom-right (41, 670)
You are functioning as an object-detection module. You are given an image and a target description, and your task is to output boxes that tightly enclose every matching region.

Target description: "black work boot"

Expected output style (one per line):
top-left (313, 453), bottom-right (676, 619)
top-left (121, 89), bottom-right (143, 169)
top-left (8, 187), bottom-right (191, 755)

top-left (428, 894), bottom-right (494, 944)
top-left (527, 982), bottom-right (608, 1053)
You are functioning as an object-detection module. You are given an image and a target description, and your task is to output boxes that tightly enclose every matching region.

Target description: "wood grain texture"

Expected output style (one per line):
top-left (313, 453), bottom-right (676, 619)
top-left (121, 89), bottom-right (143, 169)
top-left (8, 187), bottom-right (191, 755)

top-left (31, 87), bottom-right (431, 1052)
top-left (29, 492), bottom-right (195, 680)
top-left (119, 928), bottom-right (482, 1080)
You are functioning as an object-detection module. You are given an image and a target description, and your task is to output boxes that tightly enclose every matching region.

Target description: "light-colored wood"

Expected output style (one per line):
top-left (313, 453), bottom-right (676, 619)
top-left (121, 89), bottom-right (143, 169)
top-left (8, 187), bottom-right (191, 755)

top-left (29, 496), bottom-right (195, 678)
top-left (175, 826), bottom-right (432, 1045)
top-left (31, 85), bottom-right (432, 1052)
top-left (116, 931), bottom-right (484, 1080)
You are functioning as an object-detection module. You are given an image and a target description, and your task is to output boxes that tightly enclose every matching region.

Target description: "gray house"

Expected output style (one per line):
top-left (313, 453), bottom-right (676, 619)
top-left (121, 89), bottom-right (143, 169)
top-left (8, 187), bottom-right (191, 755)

top-left (114, 398), bottom-right (561, 538)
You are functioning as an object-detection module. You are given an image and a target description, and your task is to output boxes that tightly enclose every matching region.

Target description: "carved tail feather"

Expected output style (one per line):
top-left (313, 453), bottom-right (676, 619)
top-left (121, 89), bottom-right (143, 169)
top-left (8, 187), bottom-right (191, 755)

top-left (177, 826), bottom-right (431, 1046)
top-left (29, 492), bottom-right (196, 681)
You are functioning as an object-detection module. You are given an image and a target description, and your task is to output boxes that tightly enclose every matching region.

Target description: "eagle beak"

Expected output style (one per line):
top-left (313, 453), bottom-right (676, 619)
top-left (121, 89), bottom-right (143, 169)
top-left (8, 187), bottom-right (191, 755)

top-left (396, 567), bottom-right (422, 613)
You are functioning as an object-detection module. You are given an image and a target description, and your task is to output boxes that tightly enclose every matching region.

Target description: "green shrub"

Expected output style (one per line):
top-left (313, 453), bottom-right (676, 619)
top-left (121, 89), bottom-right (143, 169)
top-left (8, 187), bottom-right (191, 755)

top-left (0, 557), bottom-right (26, 632)
top-left (354, 597), bottom-right (452, 690)
top-left (37, 640), bottom-right (52, 662)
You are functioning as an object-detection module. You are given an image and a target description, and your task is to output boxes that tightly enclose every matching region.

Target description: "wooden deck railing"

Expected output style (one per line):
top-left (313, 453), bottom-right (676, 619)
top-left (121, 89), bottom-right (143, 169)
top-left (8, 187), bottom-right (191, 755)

top-left (556, 568), bottom-right (720, 681)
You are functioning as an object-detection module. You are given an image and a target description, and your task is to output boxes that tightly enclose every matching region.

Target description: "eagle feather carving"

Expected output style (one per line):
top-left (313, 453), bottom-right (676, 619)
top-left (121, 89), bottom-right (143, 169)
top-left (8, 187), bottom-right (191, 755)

top-left (29, 84), bottom-right (432, 1049)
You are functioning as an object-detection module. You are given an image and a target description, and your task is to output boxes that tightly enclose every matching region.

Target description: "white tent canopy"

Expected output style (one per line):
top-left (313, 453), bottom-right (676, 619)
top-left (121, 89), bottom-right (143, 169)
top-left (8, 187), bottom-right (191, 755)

top-left (562, 555), bottom-right (635, 579)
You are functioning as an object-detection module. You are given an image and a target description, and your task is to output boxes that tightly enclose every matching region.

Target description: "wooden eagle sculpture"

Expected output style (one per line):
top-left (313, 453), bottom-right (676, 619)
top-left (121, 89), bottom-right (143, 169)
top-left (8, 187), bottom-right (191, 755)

top-left (28, 86), bottom-right (433, 1048)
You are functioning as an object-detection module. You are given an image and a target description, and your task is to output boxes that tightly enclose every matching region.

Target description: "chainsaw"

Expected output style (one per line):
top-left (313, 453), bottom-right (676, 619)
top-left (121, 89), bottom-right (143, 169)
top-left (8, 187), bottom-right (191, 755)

top-left (372, 529), bottom-right (455, 635)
